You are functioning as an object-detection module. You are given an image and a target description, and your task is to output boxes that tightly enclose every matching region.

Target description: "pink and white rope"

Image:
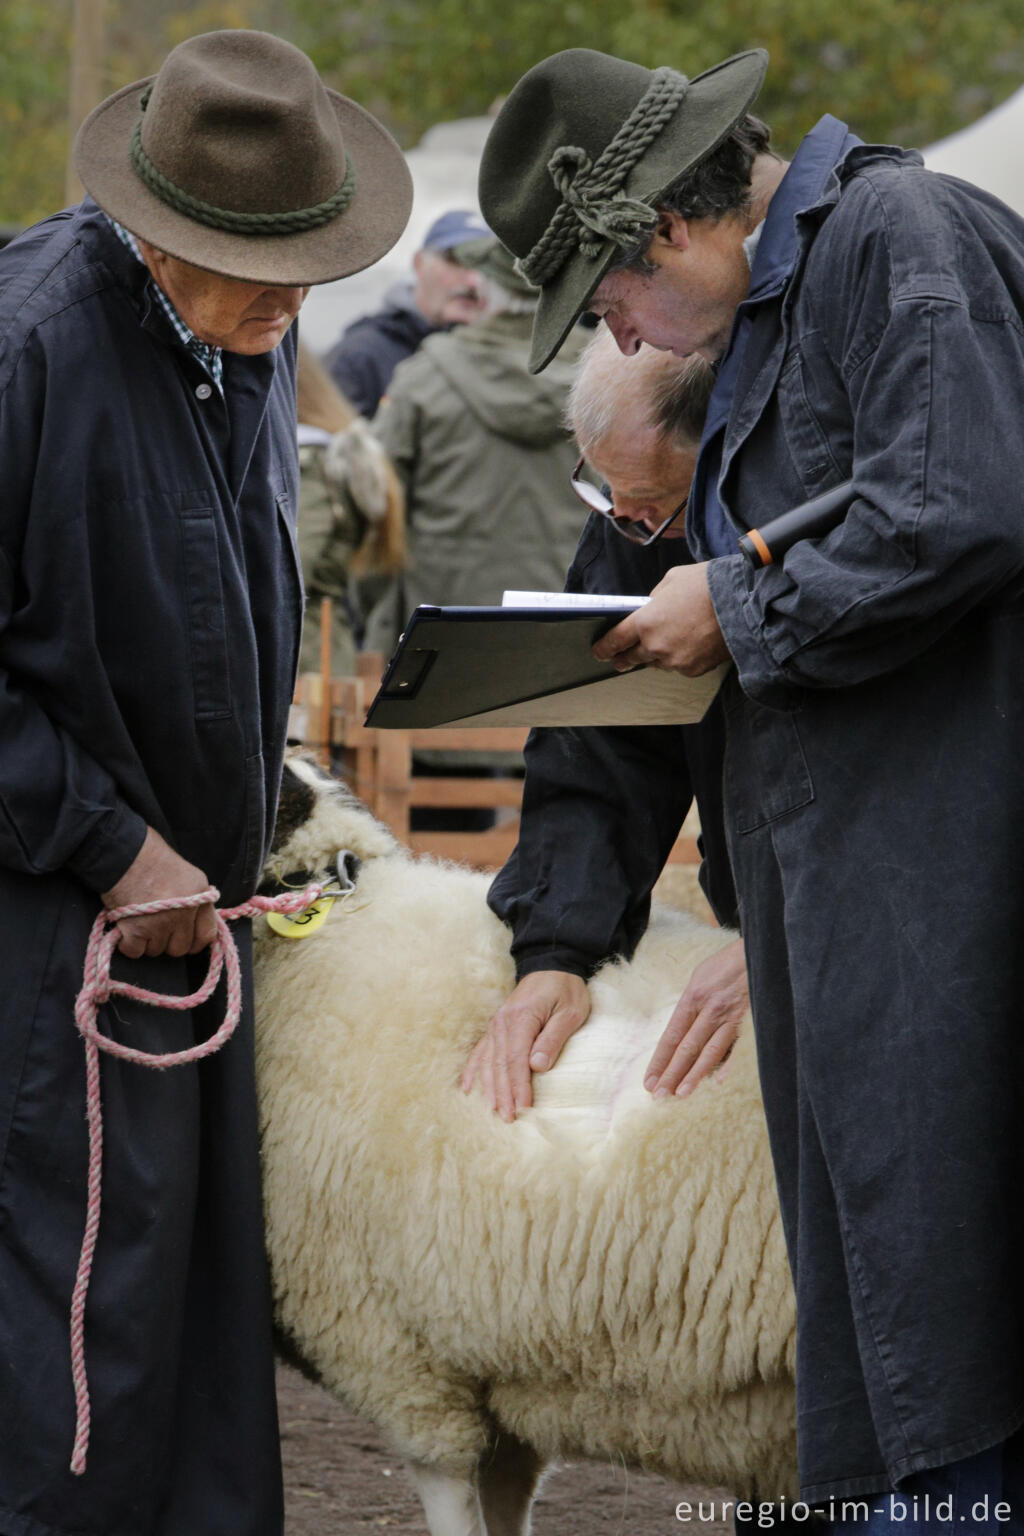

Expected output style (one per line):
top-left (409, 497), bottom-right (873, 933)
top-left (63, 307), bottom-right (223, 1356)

top-left (68, 881), bottom-right (322, 1476)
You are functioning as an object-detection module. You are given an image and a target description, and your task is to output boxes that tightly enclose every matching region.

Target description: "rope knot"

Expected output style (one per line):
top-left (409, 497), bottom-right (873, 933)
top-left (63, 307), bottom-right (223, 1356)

top-left (517, 66), bottom-right (689, 288)
top-left (547, 144), bottom-right (660, 259)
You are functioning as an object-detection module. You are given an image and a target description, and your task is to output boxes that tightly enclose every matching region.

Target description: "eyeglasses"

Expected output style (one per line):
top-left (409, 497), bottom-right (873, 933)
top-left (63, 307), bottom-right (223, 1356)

top-left (569, 457), bottom-right (688, 546)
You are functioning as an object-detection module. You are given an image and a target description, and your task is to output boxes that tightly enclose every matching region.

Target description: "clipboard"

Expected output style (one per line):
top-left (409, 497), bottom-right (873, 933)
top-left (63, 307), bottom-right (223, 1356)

top-left (363, 605), bottom-right (728, 729)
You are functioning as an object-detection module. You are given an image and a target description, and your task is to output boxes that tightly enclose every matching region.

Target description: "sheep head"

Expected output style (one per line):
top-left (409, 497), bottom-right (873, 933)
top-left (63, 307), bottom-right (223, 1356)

top-left (261, 753), bottom-right (400, 892)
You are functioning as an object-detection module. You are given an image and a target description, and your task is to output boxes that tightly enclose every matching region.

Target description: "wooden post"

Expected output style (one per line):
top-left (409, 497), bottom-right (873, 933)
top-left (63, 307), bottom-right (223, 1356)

top-left (374, 730), bottom-right (412, 841)
top-left (356, 650), bottom-right (384, 683)
top-left (66, 0), bottom-right (106, 206)
top-left (318, 597), bottom-right (333, 768)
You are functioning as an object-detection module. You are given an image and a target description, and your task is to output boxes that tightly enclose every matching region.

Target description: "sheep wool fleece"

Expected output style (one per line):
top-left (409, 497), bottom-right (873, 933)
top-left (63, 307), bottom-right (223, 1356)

top-left (0, 203), bottom-right (302, 1535)
top-left (697, 124), bottom-right (1024, 1499)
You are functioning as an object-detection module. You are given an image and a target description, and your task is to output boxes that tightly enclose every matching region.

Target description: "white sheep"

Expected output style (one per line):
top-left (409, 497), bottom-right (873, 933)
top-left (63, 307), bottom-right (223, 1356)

top-left (254, 757), bottom-right (797, 1536)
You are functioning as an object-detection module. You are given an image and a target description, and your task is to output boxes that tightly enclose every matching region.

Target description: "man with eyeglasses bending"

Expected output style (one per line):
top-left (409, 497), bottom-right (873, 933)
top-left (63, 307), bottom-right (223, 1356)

top-left (462, 326), bottom-right (748, 1118)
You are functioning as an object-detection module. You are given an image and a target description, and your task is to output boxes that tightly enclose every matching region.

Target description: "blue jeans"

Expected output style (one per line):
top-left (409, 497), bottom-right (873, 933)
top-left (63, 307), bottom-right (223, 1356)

top-left (826, 1430), bottom-right (1024, 1533)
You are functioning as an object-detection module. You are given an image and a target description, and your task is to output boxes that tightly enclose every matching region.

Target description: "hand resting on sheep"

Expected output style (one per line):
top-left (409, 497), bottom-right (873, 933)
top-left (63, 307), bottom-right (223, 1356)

top-left (254, 756), bottom-right (797, 1536)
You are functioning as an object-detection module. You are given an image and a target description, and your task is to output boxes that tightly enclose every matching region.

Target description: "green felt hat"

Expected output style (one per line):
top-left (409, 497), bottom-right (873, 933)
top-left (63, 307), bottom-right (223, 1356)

top-left (478, 47), bottom-right (768, 371)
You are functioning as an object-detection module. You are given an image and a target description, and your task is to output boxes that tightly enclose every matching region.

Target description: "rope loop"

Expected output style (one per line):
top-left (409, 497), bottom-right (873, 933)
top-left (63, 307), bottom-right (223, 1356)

top-left (68, 881), bottom-right (323, 1475)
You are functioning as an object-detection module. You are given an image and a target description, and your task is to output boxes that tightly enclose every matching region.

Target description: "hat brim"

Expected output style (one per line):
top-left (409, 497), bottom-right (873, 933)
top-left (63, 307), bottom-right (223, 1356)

top-left (525, 49), bottom-right (768, 372)
top-left (74, 78), bottom-right (413, 286)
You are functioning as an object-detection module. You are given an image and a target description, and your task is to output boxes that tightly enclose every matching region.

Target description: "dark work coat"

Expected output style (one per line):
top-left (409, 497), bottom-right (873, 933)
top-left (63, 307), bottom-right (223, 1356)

top-left (0, 203), bottom-right (302, 1535)
top-left (696, 125), bottom-right (1024, 1499)
top-left (323, 285), bottom-right (436, 417)
top-left (488, 513), bottom-right (737, 979)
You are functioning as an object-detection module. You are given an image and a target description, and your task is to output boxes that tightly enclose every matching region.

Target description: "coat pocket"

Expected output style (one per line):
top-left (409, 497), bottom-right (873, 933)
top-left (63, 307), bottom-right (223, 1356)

top-left (723, 685), bottom-right (815, 833)
top-left (179, 510), bottom-right (232, 721)
top-left (775, 344), bottom-right (848, 487)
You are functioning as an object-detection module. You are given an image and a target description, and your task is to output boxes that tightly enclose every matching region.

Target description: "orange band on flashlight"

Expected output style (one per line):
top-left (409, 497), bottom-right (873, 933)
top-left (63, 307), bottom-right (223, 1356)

top-left (747, 527), bottom-right (773, 565)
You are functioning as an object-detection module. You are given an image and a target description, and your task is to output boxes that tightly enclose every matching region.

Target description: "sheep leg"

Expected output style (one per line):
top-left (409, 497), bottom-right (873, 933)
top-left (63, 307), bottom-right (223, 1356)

top-left (408, 1461), bottom-right (486, 1536)
top-left (476, 1433), bottom-right (543, 1536)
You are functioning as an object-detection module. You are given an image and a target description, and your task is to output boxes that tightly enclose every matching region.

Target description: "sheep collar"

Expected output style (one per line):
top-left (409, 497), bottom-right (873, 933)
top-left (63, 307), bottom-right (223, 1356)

top-left (263, 849), bottom-right (360, 941)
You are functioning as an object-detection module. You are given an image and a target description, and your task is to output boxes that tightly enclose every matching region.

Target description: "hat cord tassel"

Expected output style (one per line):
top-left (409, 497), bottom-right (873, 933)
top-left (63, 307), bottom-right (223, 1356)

top-left (518, 66), bottom-right (689, 286)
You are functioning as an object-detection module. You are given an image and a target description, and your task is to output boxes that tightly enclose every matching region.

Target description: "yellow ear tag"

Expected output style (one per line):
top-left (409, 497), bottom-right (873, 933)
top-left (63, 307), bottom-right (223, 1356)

top-left (266, 896), bottom-right (337, 940)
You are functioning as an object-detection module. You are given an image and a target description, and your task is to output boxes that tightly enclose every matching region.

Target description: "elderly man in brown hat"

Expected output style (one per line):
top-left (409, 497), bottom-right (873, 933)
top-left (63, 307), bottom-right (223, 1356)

top-left (0, 29), bottom-right (410, 1536)
top-left (478, 47), bottom-right (1024, 1533)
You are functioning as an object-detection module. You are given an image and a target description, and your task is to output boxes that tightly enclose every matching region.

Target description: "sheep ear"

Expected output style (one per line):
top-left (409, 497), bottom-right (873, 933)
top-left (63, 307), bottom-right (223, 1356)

top-left (270, 767), bottom-right (318, 856)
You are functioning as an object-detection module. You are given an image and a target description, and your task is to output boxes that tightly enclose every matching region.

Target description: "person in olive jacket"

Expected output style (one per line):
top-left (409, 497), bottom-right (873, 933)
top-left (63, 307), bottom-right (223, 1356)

top-left (364, 236), bottom-right (589, 656)
top-left (480, 45), bottom-right (1024, 1529)
top-left (0, 30), bottom-right (410, 1536)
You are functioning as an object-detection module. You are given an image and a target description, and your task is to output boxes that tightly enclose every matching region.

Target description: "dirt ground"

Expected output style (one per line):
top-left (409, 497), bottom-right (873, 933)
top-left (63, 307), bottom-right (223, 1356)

top-left (278, 1364), bottom-right (734, 1535)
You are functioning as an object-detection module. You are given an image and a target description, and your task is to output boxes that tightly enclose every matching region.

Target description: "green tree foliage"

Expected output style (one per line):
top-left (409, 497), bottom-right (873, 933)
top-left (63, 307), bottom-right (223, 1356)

top-left (1, 0), bottom-right (1022, 227)
top-left (0, 3), bottom-right (74, 230)
top-left (292, 0), bottom-right (1024, 157)
top-left (0, 0), bottom-right (271, 227)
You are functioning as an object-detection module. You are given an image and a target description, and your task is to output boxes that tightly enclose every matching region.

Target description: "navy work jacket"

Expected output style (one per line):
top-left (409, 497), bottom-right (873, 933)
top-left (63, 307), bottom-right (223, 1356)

top-left (0, 201), bottom-right (302, 902)
top-left (697, 126), bottom-right (1024, 1498)
top-left (689, 115), bottom-right (861, 562)
top-left (0, 202), bottom-right (301, 1536)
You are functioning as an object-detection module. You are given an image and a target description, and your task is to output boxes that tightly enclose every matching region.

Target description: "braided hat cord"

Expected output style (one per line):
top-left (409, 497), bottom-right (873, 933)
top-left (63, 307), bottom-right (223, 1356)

top-left (130, 90), bottom-right (357, 237)
top-left (518, 66), bottom-right (689, 287)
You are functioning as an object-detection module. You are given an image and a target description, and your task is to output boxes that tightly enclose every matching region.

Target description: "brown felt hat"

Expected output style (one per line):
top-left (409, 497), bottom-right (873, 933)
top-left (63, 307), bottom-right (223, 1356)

top-left (478, 47), bottom-right (768, 371)
top-left (74, 30), bottom-right (413, 286)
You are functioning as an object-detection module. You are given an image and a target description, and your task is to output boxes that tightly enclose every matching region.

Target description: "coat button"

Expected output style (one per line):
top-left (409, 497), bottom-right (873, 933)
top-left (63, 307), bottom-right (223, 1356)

top-left (195, 382), bottom-right (213, 401)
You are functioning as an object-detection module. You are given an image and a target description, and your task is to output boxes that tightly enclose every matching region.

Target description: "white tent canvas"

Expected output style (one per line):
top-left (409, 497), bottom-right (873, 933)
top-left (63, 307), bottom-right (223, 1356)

top-left (923, 84), bottom-right (1024, 215)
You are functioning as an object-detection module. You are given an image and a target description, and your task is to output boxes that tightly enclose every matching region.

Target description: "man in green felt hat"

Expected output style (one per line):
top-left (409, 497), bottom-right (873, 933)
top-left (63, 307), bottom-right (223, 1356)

top-left (477, 46), bottom-right (1024, 1529)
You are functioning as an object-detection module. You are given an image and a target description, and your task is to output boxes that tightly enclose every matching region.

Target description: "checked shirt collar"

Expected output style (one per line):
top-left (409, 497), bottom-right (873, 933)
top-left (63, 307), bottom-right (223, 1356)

top-left (107, 217), bottom-right (224, 393)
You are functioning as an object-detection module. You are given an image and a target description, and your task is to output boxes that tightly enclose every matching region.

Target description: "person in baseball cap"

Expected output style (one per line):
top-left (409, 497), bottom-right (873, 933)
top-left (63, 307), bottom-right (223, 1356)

top-left (326, 206), bottom-right (494, 414)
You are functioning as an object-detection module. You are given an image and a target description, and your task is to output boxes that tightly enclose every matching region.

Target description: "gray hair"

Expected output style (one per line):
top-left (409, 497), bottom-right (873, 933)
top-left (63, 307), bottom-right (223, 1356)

top-left (610, 113), bottom-right (776, 275)
top-left (649, 350), bottom-right (715, 444)
top-left (566, 326), bottom-right (714, 451)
